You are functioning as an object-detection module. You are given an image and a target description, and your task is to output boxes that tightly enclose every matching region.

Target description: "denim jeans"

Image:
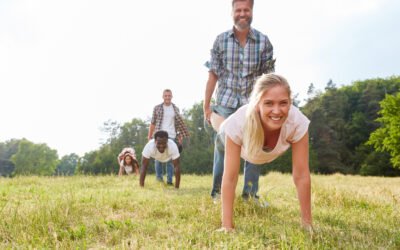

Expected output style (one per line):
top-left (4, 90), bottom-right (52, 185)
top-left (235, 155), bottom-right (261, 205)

top-left (155, 160), bottom-right (174, 183)
top-left (210, 105), bottom-right (260, 198)
top-left (154, 138), bottom-right (178, 183)
top-left (242, 161), bottom-right (262, 199)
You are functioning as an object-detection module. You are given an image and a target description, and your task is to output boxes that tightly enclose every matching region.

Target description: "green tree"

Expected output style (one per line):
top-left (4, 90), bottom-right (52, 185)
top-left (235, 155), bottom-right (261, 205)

top-left (307, 83), bottom-right (315, 96)
top-left (0, 139), bottom-right (21, 176)
top-left (116, 118), bottom-right (148, 159)
top-left (77, 146), bottom-right (115, 175)
top-left (56, 153), bottom-right (80, 175)
top-left (99, 119), bottom-right (121, 145)
top-left (11, 139), bottom-right (59, 176)
top-left (0, 139), bottom-right (21, 159)
top-left (367, 93), bottom-right (400, 168)
top-left (302, 76), bottom-right (400, 175)
top-left (0, 159), bottom-right (14, 177)
top-left (302, 87), bottom-right (346, 173)
top-left (180, 101), bottom-right (214, 174)
top-left (77, 118), bottom-right (149, 175)
top-left (358, 144), bottom-right (400, 176)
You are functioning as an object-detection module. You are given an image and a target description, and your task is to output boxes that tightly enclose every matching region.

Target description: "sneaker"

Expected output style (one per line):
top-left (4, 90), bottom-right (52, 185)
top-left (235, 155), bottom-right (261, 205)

top-left (242, 196), bottom-right (269, 208)
top-left (167, 182), bottom-right (173, 186)
top-left (254, 199), bottom-right (269, 208)
top-left (212, 194), bottom-right (221, 204)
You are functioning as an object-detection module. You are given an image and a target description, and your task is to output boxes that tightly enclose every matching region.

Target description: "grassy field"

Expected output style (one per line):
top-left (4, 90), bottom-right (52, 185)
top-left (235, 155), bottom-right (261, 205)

top-left (0, 173), bottom-right (399, 249)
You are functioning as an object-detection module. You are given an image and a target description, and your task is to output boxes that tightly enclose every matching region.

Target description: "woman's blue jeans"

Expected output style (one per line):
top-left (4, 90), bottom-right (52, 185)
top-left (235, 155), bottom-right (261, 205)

top-left (209, 105), bottom-right (260, 198)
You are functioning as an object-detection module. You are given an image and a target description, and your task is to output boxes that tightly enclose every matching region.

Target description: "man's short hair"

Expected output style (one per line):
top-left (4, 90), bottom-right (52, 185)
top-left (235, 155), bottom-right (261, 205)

top-left (163, 89), bottom-right (172, 94)
top-left (154, 130), bottom-right (169, 140)
top-left (232, 0), bottom-right (254, 8)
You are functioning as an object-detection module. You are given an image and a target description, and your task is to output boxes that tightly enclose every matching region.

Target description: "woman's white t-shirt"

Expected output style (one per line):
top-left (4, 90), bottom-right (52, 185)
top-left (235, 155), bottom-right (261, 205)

top-left (142, 139), bottom-right (180, 163)
top-left (120, 162), bottom-right (134, 175)
top-left (220, 104), bottom-right (310, 165)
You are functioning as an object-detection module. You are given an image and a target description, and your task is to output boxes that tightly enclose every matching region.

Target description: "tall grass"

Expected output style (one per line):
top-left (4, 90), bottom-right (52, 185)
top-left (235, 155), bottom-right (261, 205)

top-left (0, 173), bottom-right (399, 249)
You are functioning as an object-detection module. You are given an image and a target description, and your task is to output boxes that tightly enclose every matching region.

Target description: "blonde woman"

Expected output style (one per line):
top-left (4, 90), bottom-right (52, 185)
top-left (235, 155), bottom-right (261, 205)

top-left (218, 73), bottom-right (312, 231)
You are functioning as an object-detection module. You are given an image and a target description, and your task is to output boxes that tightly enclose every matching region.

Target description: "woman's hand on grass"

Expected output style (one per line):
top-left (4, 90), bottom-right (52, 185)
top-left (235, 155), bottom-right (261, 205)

top-left (215, 227), bottom-right (235, 233)
top-left (301, 222), bottom-right (314, 234)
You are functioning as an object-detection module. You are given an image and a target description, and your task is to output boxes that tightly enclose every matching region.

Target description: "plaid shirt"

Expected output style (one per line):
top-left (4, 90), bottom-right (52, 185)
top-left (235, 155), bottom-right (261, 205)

top-left (205, 27), bottom-right (275, 108)
top-left (150, 103), bottom-right (190, 138)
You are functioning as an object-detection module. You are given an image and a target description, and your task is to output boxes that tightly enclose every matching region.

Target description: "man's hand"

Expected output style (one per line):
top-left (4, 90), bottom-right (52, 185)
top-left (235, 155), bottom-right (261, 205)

top-left (203, 105), bottom-right (212, 125)
top-left (204, 71), bottom-right (218, 125)
top-left (177, 135), bottom-right (183, 145)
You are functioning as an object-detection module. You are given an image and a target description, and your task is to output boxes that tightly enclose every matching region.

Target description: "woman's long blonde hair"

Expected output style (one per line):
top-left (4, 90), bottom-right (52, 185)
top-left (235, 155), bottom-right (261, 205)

top-left (242, 73), bottom-right (291, 157)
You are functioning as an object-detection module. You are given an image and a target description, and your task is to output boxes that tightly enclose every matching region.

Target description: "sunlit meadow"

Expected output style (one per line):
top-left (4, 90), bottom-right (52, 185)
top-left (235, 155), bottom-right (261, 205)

top-left (0, 173), bottom-right (399, 249)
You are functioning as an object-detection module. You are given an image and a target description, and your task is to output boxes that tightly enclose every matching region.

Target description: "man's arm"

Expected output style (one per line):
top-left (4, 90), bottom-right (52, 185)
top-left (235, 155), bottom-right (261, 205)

top-left (203, 71), bottom-right (218, 123)
top-left (140, 157), bottom-right (150, 187)
top-left (148, 106), bottom-right (158, 140)
top-left (172, 158), bottom-right (181, 189)
top-left (177, 134), bottom-right (183, 145)
top-left (148, 124), bottom-right (155, 141)
top-left (174, 105), bottom-right (190, 139)
top-left (133, 160), bottom-right (140, 176)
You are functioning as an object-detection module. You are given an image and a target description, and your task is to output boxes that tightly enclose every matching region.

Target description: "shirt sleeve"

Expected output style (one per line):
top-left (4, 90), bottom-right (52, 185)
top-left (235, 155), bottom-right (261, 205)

top-left (142, 141), bottom-right (153, 159)
top-left (220, 106), bottom-right (246, 146)
top-left (150, 106), bottom-right (157, 125)
top-left (173, 104), bottom-right (190, 138)
top-left (259, 38), bottom-right (275, 74)
top-left (289, 108), bottom-right (310, 143)
top-left (204, 36), bottom-right (224, 78)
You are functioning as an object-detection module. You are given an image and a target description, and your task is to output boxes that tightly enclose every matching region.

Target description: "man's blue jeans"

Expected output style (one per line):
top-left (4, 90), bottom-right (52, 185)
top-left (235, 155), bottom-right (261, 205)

top-left (155, 160), bottom-right (173, 183)
top-left (210, 105), bottom-right (260, 198)
top-left (155, 137), bottom-right (179, 184)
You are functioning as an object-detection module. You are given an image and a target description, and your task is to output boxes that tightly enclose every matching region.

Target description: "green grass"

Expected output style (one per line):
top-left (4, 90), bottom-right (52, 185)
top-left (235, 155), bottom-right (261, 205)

top-left (0, 173), bottom-right (399, 249)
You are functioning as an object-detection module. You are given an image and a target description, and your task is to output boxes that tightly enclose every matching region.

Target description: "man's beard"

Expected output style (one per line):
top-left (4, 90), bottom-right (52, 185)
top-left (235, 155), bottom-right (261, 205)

top-left (234, 16), bottom-right (252, 30)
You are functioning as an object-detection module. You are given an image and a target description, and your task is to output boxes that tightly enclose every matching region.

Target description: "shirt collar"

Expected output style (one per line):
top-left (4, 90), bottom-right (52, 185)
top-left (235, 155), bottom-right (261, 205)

top-left (228, 27), bottom-right (256, 41)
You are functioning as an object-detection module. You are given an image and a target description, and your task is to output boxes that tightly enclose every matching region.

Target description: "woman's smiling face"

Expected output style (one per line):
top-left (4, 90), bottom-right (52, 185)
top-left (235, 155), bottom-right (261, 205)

top-left (257, 85), bottom-right (291, 131)
top-left (124, 155), bottom-right (132, 165)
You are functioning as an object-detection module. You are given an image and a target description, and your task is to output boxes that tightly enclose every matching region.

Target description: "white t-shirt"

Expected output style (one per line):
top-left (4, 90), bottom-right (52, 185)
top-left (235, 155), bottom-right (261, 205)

top-left (142, 139), bottom-right (180, 163)
top-left (220, 104), bottom-right (310, 164)
top-left (119, 160), bottom-right (135, 175)
top-left (161, 104), bottom-right (176, 139)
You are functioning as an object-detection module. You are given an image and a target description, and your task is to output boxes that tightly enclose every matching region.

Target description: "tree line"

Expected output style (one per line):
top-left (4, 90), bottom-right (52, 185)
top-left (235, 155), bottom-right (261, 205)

top-left (1, 76), bottom-right (399, 177)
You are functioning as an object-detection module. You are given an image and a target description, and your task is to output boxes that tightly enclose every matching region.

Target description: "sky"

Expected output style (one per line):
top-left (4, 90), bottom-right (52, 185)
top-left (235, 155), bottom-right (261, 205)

top-left (1, 0), bottom-right (399, 157)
